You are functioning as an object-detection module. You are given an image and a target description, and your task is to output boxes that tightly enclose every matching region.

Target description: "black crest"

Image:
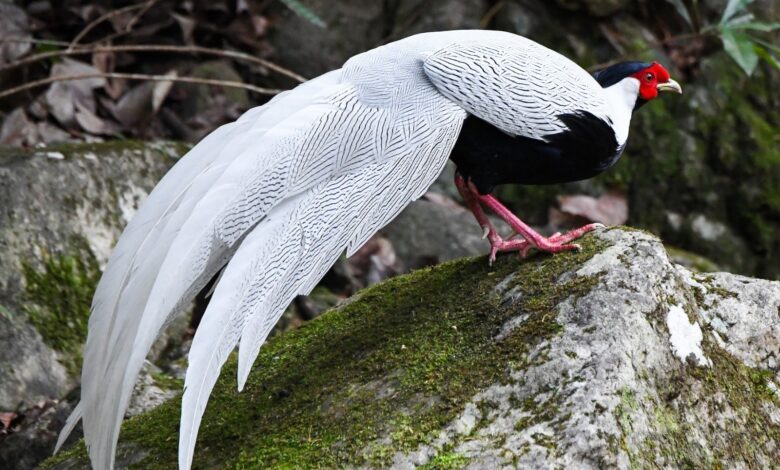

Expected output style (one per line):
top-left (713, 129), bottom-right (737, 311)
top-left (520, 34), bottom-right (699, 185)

top-left (591, 61), bottom-right (651, 88)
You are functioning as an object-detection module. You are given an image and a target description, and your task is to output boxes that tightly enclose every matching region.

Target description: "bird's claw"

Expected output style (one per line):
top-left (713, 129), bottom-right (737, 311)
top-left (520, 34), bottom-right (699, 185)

top-left (486, 224), bottom-right (603, 264)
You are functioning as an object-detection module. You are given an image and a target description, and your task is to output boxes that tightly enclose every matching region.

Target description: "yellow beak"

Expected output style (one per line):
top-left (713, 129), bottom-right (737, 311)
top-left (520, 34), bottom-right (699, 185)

top-left (657, 79), bottom-right (682, 94)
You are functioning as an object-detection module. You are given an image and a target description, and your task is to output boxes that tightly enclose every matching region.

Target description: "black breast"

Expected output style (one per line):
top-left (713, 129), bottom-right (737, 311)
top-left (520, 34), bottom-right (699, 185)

top-left (449, 112), bottom-right (622, 194)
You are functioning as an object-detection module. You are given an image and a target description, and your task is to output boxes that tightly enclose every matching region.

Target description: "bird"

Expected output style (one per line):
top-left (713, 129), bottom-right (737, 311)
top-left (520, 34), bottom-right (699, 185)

top-left (54, 30), bottom-right (681, 469)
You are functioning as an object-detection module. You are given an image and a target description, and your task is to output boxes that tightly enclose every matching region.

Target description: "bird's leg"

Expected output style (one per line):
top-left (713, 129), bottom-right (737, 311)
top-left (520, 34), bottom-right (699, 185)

top-left (455, 174), bottom-right (529, 264)
top-left (454, 173), bottom-right (494, 239)
top-left (467, 181), bottom-right (603, 256)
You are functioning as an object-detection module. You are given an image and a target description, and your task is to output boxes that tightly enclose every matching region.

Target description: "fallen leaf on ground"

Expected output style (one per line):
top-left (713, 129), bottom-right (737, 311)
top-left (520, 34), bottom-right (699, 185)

top-left (0, 412), bottom-right (17, 430)
top-left (555, 190), bottom-right (628, 226)
top-left (45, 59), bottom-right (106, 129)
top-left (0, 4), bottom-right (31, 65)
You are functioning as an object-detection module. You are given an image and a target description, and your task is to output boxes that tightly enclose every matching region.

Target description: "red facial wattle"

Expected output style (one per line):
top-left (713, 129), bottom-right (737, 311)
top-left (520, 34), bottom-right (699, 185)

top-left (631, 62), bottom-right (673, 101)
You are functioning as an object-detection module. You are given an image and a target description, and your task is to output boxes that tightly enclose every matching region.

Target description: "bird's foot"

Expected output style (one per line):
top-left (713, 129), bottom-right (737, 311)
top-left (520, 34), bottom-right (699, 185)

top-left (518, 222), bottom-right (605, 257)
top-left (485, 223), bottom-right (605, 265)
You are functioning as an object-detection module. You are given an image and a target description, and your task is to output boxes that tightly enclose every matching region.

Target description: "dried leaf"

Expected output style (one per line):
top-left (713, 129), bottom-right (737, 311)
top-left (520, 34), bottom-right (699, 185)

top-left (0, 3), bottom-right (31, 65)
top-left (171, 13), bottom-right (197, 44)
top-left (0, 108), bottom-right (38, 146)
top-left (557, 190), bottom-right (628, 226)
top-left (347, 235), bottom-right (400, 286)
top-left (112, 81), bottom-right (155, 128)
top-left (91, 45), bottom-right (127, 99)
top-left (236, 0), bottom-right (251, 13)
top-left (251, 15), bottom-right (269, 36)
top-left (107, 9), bottom-right (138, 32)
top-left (75, 101), bottom-right (120, 136)
top-left (0, 412), bottom-right (16, 430)
top-left (152, 71), bottom-right (177, 113)
top-left (71, 5), bottom-right (104, 22)
top-left (35, 121), bottom-right (73, 145)
top-left (45, 59), bottom-right (105, 127)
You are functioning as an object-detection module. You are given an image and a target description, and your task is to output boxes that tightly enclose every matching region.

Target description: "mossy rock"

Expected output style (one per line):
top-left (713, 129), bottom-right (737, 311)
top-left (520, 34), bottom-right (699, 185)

top-left (0, 141), bottom-right (188, 409)
top-left (44, 229), bottom-right (780, 469)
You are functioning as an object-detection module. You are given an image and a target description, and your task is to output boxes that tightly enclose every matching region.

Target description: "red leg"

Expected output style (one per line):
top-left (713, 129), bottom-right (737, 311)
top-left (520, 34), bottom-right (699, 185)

top-left (455, 174), bottom-right (603, 263)
top-left (474, 186), bottom-right (603, 254)
top-left (455, 174), bottom-right (530, 264)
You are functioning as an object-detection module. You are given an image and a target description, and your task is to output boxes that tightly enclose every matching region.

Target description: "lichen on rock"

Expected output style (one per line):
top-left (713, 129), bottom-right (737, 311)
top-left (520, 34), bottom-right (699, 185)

top-left (42, 228), bottom-right (780, 469)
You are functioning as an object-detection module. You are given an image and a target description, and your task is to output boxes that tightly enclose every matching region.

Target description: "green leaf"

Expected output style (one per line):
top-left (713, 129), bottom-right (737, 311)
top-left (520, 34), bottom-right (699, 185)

top-left (279, 0), bottom-right (326, 28)
top-left (721, 0), bottom-right (753, 25)
top-left (750, 36), bottom-right (780, 53)
top-left (725, 13), bottom-right (755, 26)
top-left (0, 305), bottom-right (13, 321)
top-left (665, 0), bottom-right (694, 29)
top-left (721, 28), bottom-right (759, 75)
top-left (755, 46), bottom-right (780, 70)
top-left (731, 21), bottom-right (780, 32)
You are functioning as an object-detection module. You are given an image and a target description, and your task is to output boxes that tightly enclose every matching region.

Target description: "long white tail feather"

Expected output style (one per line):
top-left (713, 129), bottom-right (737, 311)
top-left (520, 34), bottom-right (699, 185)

top-left (176, 88), bottom-right (463, 469)
top-left (178, 114), bottom-right (462, 467)
top-left (234, 165), bottom-right (389, 390)
top-left (62, 71), bottom-right (345, 468)
top-left (54, 401), bottom-right (83, 454)
top-left (97, 99), bottom-right (350, 468)
top-left (178, 196), bottom-right (303, 470)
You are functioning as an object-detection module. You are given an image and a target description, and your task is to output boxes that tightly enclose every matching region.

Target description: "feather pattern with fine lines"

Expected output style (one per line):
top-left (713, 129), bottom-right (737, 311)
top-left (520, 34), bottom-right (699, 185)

top-left (180, 82), bottom-right (465, 470)
top-left (56, 70), bottom-right (345, 465)
top-left (60, 30), bottom-right (613, 470)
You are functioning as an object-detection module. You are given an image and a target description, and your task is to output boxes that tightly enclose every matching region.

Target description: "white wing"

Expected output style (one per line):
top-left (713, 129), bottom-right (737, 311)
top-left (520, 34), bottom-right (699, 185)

top-left (422, 33), bottom-right (607, 140)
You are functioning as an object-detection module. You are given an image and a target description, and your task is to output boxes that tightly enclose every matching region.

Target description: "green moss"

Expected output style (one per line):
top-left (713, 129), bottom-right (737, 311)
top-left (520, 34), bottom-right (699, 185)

top-left (0, 140), bottom-right (190, 166)
top-left (22, 238), bottom-right (101, 375)
top-left (151, 372), bottom-right (184, 392)
top-left (419, 448), bottom-right (469, 469)
top-left (43, 234), bottom-right (607, 469)
top-left (0, 304), bottom-right (14, 321)
top-left (696, 274), bottom-right (739, 301)
top-left (665, 246), bottom-right (720, 273)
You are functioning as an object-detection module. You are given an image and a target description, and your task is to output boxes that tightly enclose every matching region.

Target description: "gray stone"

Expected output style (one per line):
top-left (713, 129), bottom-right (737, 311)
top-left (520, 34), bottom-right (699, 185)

top-left (43, 229), bottom-right (780, 468)
top-left (388, 229), bottom-right (780, 468)
top-left (0, 142), bottom-right (186, 410)
top-left (0, 315), bottom-right (69, 411)
top-left (381, 198), bottom-right (487, 270)
top-left (126, 363), bottom-right (179, 418)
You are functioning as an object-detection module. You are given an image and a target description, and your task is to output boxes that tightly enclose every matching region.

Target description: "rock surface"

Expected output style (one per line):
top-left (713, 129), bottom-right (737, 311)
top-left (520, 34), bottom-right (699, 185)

top-left (43, 228), bottom-right (780, 469)
top-left (0, 142), bottom-right (195, 469)
top-left (0, 142), bottom-right (186, 411)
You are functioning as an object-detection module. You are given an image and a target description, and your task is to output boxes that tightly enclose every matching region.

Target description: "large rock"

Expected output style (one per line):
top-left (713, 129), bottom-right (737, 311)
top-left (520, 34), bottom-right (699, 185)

top-left (381, 198), bottom-right (486, 270)
top-left (0, 142), bottom-right (187, 411)
top-left (43, 228), bottom-right (780, 469)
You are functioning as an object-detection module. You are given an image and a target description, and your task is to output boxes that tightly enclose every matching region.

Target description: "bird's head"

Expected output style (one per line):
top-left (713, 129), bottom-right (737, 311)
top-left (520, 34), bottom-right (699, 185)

top-left (592, 61), bottom-right (682, 109)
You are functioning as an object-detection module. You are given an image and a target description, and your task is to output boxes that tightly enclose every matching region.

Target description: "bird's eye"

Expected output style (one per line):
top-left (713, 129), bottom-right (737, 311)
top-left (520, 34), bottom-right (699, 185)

top-left (645, 73), bottom-right (654, 81)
